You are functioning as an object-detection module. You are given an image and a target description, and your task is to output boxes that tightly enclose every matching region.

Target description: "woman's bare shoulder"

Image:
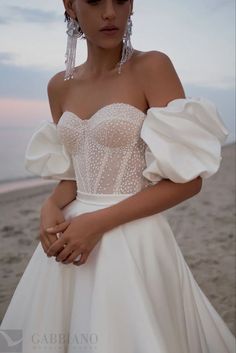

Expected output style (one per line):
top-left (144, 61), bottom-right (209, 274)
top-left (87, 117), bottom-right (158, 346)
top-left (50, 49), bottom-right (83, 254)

top-left (131, 49), bottom-right (174, 89)
top-left (47, 70), bottom-right (66, 92)
top-left (132, 49), bottom-right (171, 71)
top-left (47, 70), bottom-right (67, 124)
top-left (133, 49), bottom-right (168, 60)
top-left (132, 49), bottom-right (185, 106)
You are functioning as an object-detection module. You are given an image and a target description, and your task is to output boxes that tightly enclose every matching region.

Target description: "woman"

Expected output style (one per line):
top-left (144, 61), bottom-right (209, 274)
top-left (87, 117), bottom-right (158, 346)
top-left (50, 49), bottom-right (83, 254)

top-left (0, 0), bottom-right (235, 352)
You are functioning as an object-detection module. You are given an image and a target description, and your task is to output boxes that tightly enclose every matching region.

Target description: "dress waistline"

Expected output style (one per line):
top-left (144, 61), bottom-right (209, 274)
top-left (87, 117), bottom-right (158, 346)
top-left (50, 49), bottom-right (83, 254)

top-left (76, 190), bottom-right (135, 206)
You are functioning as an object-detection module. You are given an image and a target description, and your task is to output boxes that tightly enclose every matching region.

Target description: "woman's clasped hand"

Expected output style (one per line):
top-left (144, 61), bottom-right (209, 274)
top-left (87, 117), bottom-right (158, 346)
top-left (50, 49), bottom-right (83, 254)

top-left (45, 212), bottom-right (104, 266)
top-left (39, 199), bottom-right (104, 266)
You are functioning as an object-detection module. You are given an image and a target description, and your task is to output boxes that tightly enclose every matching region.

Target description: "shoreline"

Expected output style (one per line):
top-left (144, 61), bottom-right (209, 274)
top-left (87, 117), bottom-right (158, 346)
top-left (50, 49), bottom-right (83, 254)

top-left (0, 177), bottom-right (56, 195)
top-left (0, 182), bottom-right (56, 205)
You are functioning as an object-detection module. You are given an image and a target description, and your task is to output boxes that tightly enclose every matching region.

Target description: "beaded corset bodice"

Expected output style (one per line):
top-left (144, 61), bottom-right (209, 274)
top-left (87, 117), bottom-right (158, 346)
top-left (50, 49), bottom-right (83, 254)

top-left (57, 103), bottom-right (151, 194)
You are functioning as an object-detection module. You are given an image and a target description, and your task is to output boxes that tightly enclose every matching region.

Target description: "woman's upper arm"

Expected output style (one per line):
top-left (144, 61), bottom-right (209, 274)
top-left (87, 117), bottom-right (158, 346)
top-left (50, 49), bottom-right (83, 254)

top-left (47, 71), bottom-right (65, 124)
top-left (140, 51), bottom-right (186, 107)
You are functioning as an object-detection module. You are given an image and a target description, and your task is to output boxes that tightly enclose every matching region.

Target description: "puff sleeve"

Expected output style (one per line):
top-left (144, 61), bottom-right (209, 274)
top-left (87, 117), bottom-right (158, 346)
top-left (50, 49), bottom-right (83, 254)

top-left (24, 120), bottom-right (76, 180)
top-left (140, 97), bottom-right (229, 184)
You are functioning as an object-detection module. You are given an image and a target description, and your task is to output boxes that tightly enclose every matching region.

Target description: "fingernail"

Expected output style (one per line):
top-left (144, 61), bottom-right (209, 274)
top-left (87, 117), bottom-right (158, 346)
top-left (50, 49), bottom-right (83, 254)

top-left (46, 227), bottom-right (54, 231)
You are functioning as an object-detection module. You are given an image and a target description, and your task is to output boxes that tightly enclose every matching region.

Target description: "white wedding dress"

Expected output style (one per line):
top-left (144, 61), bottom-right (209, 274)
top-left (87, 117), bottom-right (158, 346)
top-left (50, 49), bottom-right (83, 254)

top-left (0, 97), bottom-right (235, 353)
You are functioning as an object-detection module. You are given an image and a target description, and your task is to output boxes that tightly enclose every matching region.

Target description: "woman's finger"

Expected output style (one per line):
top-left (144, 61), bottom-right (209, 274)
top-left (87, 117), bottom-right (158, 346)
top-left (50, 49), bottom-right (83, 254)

top-left (40, 234), bottom-right (48, 254)
top-left (46, 220), bottom-right (71, 234)
top-left (73, 252), bottom-right (88, 266)
top-left (40, 228), bottom-right (58, 254)
top-left (61, 250), bottom-right (83, 265)
top-left (47, 232), bottom-right (60, 245)
top-left (55, 244), bottom-right (75, 262)
top-left (47, 235), bottom-right (69, 257)
top-left (39, 226), bottom-right (51, 252)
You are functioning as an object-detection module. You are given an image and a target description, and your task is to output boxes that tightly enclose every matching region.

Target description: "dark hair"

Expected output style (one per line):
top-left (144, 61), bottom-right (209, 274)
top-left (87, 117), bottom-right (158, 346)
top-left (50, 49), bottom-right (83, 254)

top-left (64, 11), bottom-right (71, 23)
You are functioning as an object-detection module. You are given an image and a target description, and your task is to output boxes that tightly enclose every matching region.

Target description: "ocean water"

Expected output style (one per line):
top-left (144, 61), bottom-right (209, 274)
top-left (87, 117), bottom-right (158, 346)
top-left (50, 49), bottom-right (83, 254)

top-left (0, 126), bottom-right (57, 193)
top-left (0, 127), bottom-right (37, 183)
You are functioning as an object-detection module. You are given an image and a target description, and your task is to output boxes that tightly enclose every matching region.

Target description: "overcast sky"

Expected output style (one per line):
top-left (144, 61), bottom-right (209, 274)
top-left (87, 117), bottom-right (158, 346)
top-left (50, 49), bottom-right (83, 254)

top-left (0, 0), bottom-right (235, 141)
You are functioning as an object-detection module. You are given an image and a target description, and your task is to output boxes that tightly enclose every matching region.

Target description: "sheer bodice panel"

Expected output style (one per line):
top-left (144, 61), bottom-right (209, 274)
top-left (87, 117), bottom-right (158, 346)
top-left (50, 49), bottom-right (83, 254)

top-left (57, 103), bottom-right (151, 194)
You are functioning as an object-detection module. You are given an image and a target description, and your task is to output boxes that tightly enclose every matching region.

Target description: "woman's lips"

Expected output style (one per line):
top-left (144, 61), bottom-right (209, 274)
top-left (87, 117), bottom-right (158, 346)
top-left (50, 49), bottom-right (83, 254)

top-left (100, 28), bottom-right (119, 35)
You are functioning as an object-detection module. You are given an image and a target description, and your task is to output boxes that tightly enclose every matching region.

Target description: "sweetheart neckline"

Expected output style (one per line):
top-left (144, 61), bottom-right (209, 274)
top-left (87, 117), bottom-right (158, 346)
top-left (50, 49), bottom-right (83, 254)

top-left (59, 102), bottom-right (147, 125)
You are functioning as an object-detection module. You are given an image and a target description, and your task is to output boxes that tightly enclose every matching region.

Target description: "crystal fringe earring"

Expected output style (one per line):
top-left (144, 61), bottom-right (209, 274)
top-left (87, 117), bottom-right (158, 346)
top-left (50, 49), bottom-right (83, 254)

top-left (117, 14), bottom-right (134, 75)
top-left (64, 15), bottom-right (84, 81)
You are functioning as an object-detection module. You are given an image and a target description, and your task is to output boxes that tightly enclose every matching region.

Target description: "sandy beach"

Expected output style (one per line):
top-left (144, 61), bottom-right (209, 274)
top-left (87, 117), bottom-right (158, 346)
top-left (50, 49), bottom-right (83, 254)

top-left (0, 143), bottom-right (235, 336)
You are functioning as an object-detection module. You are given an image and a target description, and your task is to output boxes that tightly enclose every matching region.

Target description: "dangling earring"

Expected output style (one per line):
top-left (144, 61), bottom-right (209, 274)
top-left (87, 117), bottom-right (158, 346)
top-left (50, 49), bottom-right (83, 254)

top-left (64, 13), bottom-right (84, 81)
top-left (117, 14), bottom-right (134, 75)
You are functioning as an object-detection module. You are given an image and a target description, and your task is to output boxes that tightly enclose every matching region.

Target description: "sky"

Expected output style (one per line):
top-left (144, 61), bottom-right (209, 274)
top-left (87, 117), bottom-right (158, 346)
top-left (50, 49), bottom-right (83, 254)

top-left (0, 0), bottom-right (235, 141)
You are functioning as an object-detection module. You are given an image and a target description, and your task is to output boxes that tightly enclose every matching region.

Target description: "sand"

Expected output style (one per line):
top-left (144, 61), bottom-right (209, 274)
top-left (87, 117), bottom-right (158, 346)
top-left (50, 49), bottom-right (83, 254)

top-left (0, 143), bottom-right (235, 336)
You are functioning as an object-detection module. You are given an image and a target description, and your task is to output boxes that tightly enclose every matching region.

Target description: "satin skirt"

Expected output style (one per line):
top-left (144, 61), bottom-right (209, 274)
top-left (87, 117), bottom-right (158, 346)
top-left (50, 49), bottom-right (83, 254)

top-left (0, 190), bottom-right (235, 353)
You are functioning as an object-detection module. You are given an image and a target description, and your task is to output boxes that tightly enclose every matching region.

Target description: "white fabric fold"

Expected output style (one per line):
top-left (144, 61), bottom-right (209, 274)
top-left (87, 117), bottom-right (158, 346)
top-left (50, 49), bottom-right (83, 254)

top-left (24, 120), bottom-right (76, 180)
top-left (140, 97), bottom-right (229, 184)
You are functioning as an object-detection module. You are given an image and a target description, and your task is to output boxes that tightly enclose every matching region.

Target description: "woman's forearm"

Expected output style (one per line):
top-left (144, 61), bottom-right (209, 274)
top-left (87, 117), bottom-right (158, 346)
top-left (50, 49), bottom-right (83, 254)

top-left (44, 180), bottom-right (77, 209)
top-left (90, 177), bottom-right (202, 234)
